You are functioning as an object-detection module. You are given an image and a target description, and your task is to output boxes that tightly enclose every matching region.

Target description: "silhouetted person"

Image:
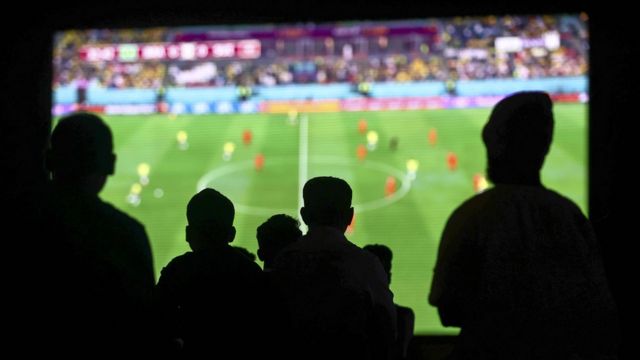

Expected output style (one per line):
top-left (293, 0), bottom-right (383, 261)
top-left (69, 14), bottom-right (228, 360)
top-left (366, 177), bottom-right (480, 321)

top-left (364, 244), bottom-right (415, 360)
top-left (155, 85), bottom-right (167, 113)
top-left (253, 214), bottom-right (303, 359)
top-left (273, 176), bottom-right (397, 360)
top-left (43, 112), bottom-right (155, 353)
top-left (444, 77), bottom-right (457, 96)
top-left (257, 214), bottom-right (302, 271)
top-left (75, 75), bottom-right (88, 108)
top-left (154, 188), bottom-right (265, 357)
top-left (429, 92), bottom-right (619, 359)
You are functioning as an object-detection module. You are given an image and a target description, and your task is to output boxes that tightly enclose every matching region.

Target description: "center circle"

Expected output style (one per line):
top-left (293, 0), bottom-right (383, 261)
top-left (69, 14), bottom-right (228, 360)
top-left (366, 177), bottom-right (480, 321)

top-left (196, 156), bottom-right (412, 216)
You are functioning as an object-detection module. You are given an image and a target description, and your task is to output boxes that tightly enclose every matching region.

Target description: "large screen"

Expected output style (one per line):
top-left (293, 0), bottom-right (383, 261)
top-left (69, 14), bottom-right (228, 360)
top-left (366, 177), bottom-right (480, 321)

top-left (52, 14), bottom-right (589, 334)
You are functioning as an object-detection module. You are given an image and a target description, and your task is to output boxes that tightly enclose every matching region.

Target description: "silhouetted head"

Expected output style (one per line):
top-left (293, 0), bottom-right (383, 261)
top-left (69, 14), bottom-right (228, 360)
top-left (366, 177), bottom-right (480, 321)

top-left (363, 244), bottom-right (392, 284)
top-left (256, 214), bottom-right (302, 269)
top-left (47, 112), bottom-right (116, 194)
top-left (186, 188), bottom-right (236, 251)
top-left (482, 91), bottom-right (554, 185)
top-left (300, 176), bottom-right (354, 232)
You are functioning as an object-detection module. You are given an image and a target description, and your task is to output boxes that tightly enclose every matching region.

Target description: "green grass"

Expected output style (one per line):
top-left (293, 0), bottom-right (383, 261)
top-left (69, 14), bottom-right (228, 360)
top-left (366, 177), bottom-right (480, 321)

top-left (97, 103), bottom-right (587, 334)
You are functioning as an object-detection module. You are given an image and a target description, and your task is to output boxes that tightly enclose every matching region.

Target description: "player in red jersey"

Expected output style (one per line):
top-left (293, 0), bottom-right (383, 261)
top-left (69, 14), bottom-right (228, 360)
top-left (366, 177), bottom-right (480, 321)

top-left (428, 128), bottom-right (438, 147)
top-left (447, 151), bottom-right (458, 171)
top-left (242, 129), bottom-right (253, 146)
top-left (473, 173), bottom-right (489, 193)
top-left (357, 144), bottom-right (367, 161)
top-left (358, 119), bottom-right (368, 134)
top-left (385, 176), bottom-right (397, 198)
top-left (254, 153), bottom-right (265, 171)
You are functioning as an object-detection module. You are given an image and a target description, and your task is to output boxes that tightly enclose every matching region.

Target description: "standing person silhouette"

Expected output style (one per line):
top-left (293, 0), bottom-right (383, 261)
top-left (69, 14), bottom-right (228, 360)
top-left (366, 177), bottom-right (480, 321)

top-left (44, 112), bottom-right (155, 354)
top-left (273, 176), bottom-right (396, 360)
top-left (429, 92), bottom-right (619, 359)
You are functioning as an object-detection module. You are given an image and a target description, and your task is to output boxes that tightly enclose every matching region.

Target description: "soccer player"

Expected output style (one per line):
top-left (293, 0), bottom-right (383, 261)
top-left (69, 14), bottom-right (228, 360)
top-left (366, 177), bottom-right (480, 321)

top-left (358, 81), bottom-right (372, 97)
top-left (254, 153), bottom-right (265, 171)
top-left (473, 173), bottom-right (489, 193)
top-left (156, 85), bottom-right (168, 113)
top-left (357, 144), bottom-right (367, 161)
top-left (238, 85), bottom-right (253, 101)
top-left (406, 159), bottom-right (419, 181)
top-left (358, 119), bottom-right (368, 134)
top-left (385, 176), bottom-right (397, 198)
top-left (447, 152), bottom-right (458, 171)
top-left (428, 128), bottom-right (438, 147)
top-left (176, 130), bottom-right (188, 150)
top-left (223, 141), bottom-right (236, 161)
top-left (127, 182), bottom-right (143, 206)
top-left (75, 75), bottom-right (88, 110)
top-left (445, 78), bottom-right (457, 96)
top-left (389, 136), bottom-right (399, 152)
top-left (137, 162), bottom-right (150, 186)
top-left (366, 130), bottom-right (379, 151)
top-left (242, 129), bottom-right (253, 146)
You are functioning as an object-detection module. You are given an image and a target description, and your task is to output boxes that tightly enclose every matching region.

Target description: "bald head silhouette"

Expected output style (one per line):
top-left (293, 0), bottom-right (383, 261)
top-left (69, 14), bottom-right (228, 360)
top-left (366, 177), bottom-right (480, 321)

top-left (482, 91), bottom-right (554, 185)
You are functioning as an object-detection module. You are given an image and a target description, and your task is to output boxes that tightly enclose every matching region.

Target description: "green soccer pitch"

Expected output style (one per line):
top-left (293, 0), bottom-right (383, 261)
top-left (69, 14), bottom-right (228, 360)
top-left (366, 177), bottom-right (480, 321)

top-left (91, 103), bottom-right (586, 334)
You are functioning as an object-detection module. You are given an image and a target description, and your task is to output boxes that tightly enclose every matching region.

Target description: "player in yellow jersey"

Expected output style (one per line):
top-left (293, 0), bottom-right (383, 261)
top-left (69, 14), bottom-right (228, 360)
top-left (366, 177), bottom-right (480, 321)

top-left (177, 130), bottom-right (189, 150)
top-left (223, 141), bottom-right (236, 161)
top-left (406, 159), bottom-right (419, 181)
top-left (366, 130), bottom-right (379, 151)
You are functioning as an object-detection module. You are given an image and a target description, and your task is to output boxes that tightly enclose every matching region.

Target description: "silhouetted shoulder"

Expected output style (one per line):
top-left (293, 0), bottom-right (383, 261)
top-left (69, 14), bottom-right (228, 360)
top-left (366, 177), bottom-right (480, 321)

top-left (94, 200), bottom-right (154, 273)
top-left (443, 188), bottom-right (496, 228)
top-left (537, 187), bottom-right (588, 217)
top-left (160, 246), bottom-right (262, 281)
top-left (360, 249), bottom-right (388, 271)
top-left (450, 185), bottom-right (587, 224)
top-left (99, 200), bottom-right (148, 237)
top-left (160, 251), bottom-right (194, 272)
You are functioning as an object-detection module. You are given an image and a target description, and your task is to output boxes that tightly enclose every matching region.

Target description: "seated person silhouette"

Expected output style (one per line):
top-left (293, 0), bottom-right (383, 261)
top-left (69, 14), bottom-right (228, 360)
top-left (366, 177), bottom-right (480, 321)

top-left (257, 214), bottom-right (302, 271)
top-left (154, 188), bottom-right (265, 356)
top-left (429, 92), bottom-right (619, 359)
top-left (43, 112), bottom-right (155, 354)
top-left (273, 176), bottom-right (397, 360)
top-left (364, 244), bottom-right (415, 360)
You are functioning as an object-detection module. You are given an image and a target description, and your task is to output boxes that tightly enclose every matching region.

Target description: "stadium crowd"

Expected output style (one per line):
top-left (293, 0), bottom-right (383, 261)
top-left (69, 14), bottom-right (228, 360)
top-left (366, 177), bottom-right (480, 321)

top-left (53, 15), bottom-right (587, 89)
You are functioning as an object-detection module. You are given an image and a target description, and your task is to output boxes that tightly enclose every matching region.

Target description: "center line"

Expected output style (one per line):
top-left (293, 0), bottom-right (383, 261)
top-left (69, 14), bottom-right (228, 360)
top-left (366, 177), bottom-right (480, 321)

top-left (298, 113), bottom-right (309, 233)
